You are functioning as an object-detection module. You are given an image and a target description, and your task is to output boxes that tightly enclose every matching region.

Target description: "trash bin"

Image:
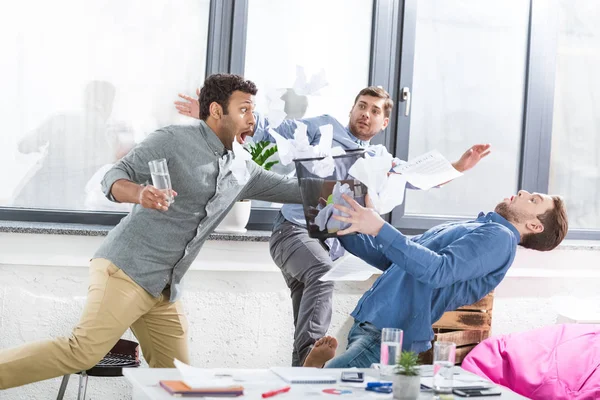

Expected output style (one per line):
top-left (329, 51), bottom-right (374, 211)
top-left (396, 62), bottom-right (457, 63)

top-left (294, 150), bottom-right (367, 239)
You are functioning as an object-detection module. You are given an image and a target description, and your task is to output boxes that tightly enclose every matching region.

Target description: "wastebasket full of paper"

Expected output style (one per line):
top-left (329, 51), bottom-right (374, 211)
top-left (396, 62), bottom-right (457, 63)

top-left (267, 121), bottom-right (463, 241)
top-left (294, 150), bottom-right (367, 239)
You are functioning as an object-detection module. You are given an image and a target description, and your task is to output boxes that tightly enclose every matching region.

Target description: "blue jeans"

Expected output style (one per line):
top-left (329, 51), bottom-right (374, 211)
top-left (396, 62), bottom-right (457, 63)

top-left (325, 320), bottom-right (381, 368)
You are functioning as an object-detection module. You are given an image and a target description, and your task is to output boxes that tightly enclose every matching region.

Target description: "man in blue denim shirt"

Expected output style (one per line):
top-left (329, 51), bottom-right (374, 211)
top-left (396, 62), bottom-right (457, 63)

top-left (177, 87), bottom-right (492, 366)
top-left (303, 190), bottom-right (568, 368)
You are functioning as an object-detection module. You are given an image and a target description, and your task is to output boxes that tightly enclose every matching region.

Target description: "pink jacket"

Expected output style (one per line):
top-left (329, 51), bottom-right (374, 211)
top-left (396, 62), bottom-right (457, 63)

top-left (462, 324), bottom-right (600, 400)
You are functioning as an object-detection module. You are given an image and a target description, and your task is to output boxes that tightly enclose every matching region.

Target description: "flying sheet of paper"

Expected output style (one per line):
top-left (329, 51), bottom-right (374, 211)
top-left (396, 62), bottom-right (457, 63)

top-left (268, 123), bottom-right (337, 178)
top-left (230, 140), bottom-right (252, 184)
top-left (349, 153), bottom-right (407, 214)
top-left (392, 150), bottom-right (462, 190)
top-left (293, 65), bottom-right (328, 96)
top-left (319, 253), bottom-right (381, 282)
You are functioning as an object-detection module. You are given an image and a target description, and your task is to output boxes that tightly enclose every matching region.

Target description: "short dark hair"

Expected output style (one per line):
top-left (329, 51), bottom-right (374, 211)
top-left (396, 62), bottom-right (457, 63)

top-left (521, 196), bottom-right (568, 251)
top-left (353, 86), bottom-right (394, 118)
top-left (198, 74), bottom-right (258, 120)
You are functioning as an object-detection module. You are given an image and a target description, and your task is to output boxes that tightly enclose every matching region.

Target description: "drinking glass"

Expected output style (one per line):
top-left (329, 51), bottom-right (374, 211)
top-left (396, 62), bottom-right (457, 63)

top-left (433, 341), bottom-right (456, 397)
top-left (380, 327), bottom-right (403, 377)
top-left (148, 158), bottom-right (173, 205)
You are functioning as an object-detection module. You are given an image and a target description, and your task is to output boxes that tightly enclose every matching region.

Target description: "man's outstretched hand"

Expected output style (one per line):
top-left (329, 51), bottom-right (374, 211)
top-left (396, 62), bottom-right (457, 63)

top-left (453, 143), bottom-right (491, 172)
top-left (333, 194), bottom-right (385, 236)
top-left (174, 88), bottom-right (200, 119)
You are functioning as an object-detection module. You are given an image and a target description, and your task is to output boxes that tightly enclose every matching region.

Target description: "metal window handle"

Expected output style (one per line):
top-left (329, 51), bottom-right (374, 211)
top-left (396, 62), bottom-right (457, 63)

top-left (401, 87), bottom-right (411, 117)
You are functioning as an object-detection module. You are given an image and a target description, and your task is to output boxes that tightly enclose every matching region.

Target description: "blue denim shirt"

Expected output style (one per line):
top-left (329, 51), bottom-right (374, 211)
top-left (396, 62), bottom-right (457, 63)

top-left (252, 114), bottom-right (368, 227)
top-left (339, 212), bottom-right (520, 353)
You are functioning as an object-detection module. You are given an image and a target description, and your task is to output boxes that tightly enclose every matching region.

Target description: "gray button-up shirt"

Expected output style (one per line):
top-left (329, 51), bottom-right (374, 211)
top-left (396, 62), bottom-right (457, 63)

top-left (95, 121), bottom-right (301, 301)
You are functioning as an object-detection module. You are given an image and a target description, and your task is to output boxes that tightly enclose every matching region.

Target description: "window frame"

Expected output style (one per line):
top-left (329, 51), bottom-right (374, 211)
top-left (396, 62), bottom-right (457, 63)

top-left (0, 0), bottom-right (594, 241)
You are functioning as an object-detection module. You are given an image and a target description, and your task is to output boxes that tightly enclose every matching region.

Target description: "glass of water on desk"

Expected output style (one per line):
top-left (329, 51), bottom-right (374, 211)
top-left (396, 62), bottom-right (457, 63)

top-left (433, 341), bottom-right (456, 398)
top-left (148, 158), bottom-right (174, 205)
top-left (380, 327), bottom-right (403, 377)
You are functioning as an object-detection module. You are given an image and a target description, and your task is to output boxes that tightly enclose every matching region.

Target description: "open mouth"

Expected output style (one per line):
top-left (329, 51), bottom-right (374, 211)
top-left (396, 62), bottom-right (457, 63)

top-left (238, 131), bottom-right (252, 144)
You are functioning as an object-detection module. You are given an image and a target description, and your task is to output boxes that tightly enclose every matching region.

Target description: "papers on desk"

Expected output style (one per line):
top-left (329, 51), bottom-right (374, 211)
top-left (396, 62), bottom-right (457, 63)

top-left (175, 358), bottom-right (239, 388)
top-left (419, 365), bottom-right (494, 390)
top-left (319, 253), bottom-right (381, 282)
top-left (393, 149), bottom-right (462, 190)
top-left (270, 367), bottom-right (337, 384)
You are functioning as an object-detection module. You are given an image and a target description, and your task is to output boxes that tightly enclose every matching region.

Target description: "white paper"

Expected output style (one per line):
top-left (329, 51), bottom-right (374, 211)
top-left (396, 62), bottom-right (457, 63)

top-left (266, 108), bottom-right (287, 129)
top-left (317, 124), bottom-right (333, 154)
top-left (230, 140), bottom-right (252, 184)
top-left (293, 65), bottom-right (328, 96)
top-left (372, 173), bottom-right (407, 214)
top-left (319, 253), bottom-right (381, 281)
top-left (174, 359), bottom-right (237, 389)
top-left (349, 149), bottom-right (407, 214)
top-left (393, 149), bottom-right (462, 190)
top-left (268, 128), bottom-right (295, 166)
top-left (268, 122), bottom-right (336, 178)
top-left (311, 155), bottom-right (335, 178)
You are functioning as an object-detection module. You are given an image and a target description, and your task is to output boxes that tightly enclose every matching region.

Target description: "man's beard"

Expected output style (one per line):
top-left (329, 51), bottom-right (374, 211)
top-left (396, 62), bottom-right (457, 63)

top-left (495, 202), bottom-right (529, 224)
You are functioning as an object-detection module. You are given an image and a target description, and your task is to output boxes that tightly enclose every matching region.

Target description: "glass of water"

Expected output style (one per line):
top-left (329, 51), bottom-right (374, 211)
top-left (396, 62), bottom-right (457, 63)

top-left (148, 158), bottom-right (174, 205)
top-left (380, 327), bottom-right (403, 377)
top-left (433, 341), bottom-right (456, 397)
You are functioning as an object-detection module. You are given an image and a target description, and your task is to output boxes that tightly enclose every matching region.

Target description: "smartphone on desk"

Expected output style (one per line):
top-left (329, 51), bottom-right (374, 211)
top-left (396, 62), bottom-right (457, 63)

top-left (453, 388), bottom-right (502, 397)
top-left (340, 371), bottom-right (364, 382)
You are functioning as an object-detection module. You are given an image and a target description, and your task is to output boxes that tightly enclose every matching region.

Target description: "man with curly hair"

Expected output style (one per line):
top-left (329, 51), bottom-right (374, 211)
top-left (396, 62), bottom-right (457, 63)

top-left (0, 74), bottom-right (303, 389)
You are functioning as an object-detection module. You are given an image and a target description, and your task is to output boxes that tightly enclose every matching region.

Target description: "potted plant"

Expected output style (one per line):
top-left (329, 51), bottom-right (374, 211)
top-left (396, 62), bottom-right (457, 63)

top-left (215, 141), bottom-right (278, 233)
top-left (392, 351), bottom-right (421, 400)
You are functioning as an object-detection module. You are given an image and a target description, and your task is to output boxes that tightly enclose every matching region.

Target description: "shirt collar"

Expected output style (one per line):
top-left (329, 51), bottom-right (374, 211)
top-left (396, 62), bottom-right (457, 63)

top-left (477, 211), bottom-right (521, 242)
top-left (345, 126), bottom-right (370, 147)
top-left (199, 120), bottom-right (227, 156)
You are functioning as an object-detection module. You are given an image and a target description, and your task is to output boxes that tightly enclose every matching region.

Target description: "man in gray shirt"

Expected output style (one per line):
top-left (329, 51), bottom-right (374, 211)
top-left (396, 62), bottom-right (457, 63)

top-left (0, 74), bottom-right (301, 390)
top-left (176, 87), bottom-right (491, 366)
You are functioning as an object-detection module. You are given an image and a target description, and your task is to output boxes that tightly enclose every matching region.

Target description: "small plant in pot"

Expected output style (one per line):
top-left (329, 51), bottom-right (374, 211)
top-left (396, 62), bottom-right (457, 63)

top-left (215, 141), bottom-right (278, 233)
top-left (392, 351), bottom-right (421, 400)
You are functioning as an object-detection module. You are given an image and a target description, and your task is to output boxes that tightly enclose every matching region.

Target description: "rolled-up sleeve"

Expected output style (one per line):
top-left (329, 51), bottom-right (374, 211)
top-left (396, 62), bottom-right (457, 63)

top-left (238, 161), bottom-right (302, 204)
top-left (101, 129), bottom-right (171, 202)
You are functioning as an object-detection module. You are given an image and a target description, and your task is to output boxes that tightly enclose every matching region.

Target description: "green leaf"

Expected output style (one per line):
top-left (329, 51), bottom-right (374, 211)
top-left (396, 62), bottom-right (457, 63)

top-left (263, 161), bottom-right (278, 171)
top-left (394, 350), bottom-right (420, 376)
top-left (248, 141), bottom-right (279, 170)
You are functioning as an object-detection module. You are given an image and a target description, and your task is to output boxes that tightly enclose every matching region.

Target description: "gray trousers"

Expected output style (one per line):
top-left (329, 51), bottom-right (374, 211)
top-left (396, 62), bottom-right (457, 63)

top-left (269, 220), bottom-right (335, 366)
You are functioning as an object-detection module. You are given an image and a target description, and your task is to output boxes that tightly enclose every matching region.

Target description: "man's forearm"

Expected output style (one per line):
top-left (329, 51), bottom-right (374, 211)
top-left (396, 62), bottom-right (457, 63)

top-left (110, 179), bottom-right (142, 204)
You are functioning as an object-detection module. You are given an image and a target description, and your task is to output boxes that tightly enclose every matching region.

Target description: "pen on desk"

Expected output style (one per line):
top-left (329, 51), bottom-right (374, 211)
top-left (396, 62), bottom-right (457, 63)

top-left (366, 381), bottom-right (393, 388)
top-left (261, 386), bottom-right (291, 398)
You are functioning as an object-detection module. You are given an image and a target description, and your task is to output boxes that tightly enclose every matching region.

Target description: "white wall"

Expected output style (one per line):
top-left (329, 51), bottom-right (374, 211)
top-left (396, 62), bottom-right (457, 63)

top-left (1, 232), bottom-right (599, 399)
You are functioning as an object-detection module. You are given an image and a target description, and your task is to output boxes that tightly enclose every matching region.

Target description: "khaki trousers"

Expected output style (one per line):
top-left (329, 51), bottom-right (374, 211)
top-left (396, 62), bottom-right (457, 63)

top-left (0, 258), bottom-right (189, 389)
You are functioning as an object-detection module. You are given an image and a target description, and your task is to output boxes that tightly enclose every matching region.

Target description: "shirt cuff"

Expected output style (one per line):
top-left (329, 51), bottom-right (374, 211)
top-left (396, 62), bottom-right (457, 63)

top-left (101, 169), bottom-right (132, 202)
top-left (374, 222), bottom-right (401, 253)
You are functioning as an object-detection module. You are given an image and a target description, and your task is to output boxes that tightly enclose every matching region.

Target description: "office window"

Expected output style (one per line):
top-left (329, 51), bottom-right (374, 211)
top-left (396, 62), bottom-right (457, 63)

top-left (403, 0), bottom-right (529, 217)
top-left (244, 0), bottom-right (373, 209)
top-left (549, 0), bottom-right (600, 229)
top-left (0, 0), bottom-right (210, 212)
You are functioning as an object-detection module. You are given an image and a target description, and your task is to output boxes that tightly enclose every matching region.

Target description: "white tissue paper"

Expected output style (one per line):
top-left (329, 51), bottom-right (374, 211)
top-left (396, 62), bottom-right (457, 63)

top-left (269, 123), bottom-right (343, 178)
top-left (293, 65), bottom-right (328, 96)
top-left (231, 139), bottom-right (252, 184)
top-left (264, 90), bottom-right (287, 129)
top-left (349, 146), bottom-right (407, 214)
top-left (315, 182), bottom-right (354, 232)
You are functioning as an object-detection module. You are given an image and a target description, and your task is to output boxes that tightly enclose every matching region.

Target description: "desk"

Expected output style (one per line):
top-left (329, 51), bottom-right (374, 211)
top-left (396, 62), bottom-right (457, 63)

top-left (124, 367), bottom-right (528, 399)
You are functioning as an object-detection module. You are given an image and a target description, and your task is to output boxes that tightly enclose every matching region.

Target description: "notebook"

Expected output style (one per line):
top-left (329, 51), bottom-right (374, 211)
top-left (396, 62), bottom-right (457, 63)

top-left (159, 380), bottom-right (244, 397)
top-left (270, 367), bottom-right (337, 384)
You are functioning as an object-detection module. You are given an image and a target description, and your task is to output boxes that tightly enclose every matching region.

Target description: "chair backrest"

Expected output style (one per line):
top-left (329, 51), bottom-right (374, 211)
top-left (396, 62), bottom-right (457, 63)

top-left (420, 291), bottom-right (494, 365)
